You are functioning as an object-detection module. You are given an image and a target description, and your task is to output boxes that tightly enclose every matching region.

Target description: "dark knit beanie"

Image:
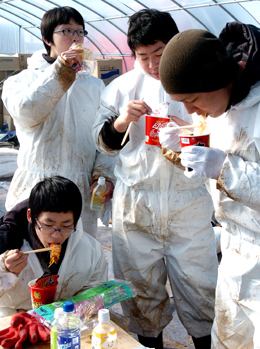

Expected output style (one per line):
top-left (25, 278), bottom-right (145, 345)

top-left (159, 29), bottom-right (239, 94)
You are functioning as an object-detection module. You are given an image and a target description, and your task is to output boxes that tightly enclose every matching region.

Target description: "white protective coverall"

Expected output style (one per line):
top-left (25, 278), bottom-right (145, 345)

top-left (0, 227), bottom-right (108, 317)
top-left (207, 81), bottom-right (260, 348)
top-left (93, 63), bottom-right (218, 338)
top-left (2, 50), bottom-right (116, 235)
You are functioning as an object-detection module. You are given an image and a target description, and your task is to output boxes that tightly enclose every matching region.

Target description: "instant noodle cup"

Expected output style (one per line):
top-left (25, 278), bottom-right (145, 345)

top-left (179, 133), bottom-right (210, 148)
top-left (145, 114), bottom-right (170, 146)
top-left (28, 275), bottom-right (59, 309)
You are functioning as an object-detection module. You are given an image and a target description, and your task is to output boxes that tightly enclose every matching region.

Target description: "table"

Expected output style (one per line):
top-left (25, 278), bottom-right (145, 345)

top-left (0, 316), bottom-right (141, 349)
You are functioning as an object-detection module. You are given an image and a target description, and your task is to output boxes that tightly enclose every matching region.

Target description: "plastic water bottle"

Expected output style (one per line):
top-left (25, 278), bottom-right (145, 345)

top-left (51, 308), bottom-right (63, 349)
top-left (92, 309), bottom-right (117, 349)
top-left (90, 177), bottom-right (107, 211)
top-left (57, 301), bottom-right (81, 349)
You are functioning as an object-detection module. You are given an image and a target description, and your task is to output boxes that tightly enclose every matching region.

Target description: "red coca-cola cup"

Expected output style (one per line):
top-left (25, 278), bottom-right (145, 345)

top-left (145, 115), bottom-right (170, 146)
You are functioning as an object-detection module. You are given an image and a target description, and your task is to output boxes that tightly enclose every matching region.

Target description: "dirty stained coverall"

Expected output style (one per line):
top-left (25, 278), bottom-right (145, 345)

top-left (0, 199), bottom-right (108, 318)
top-left (207, 22), bottom-right (260, 349)
top-left (2, 51), bottom-right (116, 236)
top-left (92, 62), bottom-right (218, 338)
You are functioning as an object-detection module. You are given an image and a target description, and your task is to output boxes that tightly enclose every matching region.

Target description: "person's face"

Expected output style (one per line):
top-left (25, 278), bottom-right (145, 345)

top-left (27, 209), bottom-right (75, 247)
top-left (169, 85), bottom-right (232, 118)
top-left (135, 40), bottom-right (167, 80)
top-left (44, 19), bottom-right (84, 58)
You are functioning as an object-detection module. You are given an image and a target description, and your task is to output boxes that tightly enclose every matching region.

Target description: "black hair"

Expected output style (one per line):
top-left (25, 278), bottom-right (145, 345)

top-left (29, 176), bottom-right (82, 227)
top-left (127, 9), bottom-right (179, 57)
top-left (41, 6), bottom-right (85, 55)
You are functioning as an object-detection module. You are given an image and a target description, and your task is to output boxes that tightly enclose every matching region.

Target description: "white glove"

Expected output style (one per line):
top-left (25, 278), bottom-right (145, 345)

top-left (180, 146), bottom-right (227, 179)
top-left (159, 122), bottom-right (181, 151)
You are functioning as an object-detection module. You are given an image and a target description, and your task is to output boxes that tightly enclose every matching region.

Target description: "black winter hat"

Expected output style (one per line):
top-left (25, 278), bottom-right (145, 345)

top-left (159, 29), bottom-right (239, 94)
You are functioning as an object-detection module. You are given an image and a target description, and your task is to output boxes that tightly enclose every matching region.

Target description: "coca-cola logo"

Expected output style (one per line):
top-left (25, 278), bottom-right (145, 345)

top-left (152, 121), bottom-right (168, 130)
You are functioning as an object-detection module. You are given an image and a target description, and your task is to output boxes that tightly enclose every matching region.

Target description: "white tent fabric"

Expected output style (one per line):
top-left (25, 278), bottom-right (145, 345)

top-left (0, 0), bottom-right (260, 72)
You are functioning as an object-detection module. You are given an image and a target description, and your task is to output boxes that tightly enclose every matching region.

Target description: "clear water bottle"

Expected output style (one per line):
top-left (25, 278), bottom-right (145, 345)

top-left (92, 309), bottom-right (117, 349)
top-left (57, 301), bottom-right (81, 349)
top-left (90, 177), bottom-right (107, 212)
top-left (51, 308), bottom-right (63, 349)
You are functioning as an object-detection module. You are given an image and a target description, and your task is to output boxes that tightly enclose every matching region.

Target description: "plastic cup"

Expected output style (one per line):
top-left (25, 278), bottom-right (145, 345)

top-left (179, 133), bottom-right (210, 148)
top-left (145, 114), bottom-right (170, 146)
top-left (28, 279), bottom-right (58, 309)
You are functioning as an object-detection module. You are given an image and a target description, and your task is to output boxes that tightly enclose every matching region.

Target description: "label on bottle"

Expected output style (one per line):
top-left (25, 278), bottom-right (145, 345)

top-left (92, 329), bottom-right (117, 349)
top-left (51, 326), bottom-right (57, 349)
top-left (57, 333), bottom-right (80, 349)
top-left (90, 189), bottom-right (106, 211)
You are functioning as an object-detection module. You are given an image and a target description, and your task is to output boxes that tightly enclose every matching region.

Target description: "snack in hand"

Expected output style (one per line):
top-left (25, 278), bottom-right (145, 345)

top-left (48, 244), bottom-right (61, 267)
top-left (72, 44), bottom-right (94, 61)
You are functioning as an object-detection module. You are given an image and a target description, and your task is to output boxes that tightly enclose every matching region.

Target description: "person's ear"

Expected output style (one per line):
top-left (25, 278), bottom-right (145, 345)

top-left (43, 37), bottom-right (53, 47)
top-left (27, 208), bottom-right (32, 223)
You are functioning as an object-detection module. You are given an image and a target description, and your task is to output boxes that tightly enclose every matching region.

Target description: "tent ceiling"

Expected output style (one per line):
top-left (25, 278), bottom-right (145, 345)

top-left (0, 0), bottom-right (260, 71)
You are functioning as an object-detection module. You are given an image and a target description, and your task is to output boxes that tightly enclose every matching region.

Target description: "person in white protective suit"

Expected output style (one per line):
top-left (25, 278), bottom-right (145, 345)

top-left (2, 6), bottom-right (115, 235)
top-left (92, 9), bottom-right (218, 349)
top-left (159, 22), bottom-right (260, 348)
top-left (0, 176), bottom-right (108, 317)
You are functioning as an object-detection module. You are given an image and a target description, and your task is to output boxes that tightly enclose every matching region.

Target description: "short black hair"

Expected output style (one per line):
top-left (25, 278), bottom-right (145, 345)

top-left (29, 176), bottom-right (82, 227)
top-left (127, 9), bottom-right (179, 57)
top-left (41, 6), bottom-right (85, 55)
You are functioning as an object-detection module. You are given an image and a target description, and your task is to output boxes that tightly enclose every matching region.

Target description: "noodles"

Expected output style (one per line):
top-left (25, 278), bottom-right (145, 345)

top-left (194, 114), bottom-right (207, 135)
top-left (48, 244), bottom-right (62, 268)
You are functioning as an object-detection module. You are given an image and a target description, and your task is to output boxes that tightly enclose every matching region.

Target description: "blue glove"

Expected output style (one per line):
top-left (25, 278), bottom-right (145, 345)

top-left (180, 146), bottom-right (227, 179)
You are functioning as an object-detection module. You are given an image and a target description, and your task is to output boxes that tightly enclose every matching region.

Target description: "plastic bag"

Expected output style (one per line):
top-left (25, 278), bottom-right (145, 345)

top-left (69, 42), bottom-right (96, 75)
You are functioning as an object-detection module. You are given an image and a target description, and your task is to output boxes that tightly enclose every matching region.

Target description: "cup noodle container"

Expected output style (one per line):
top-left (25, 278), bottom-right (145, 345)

top-left (179, 133), bottom-right (210, 148)
top-left (28, 279), bottom-right (58, 309)
top-left (145, 115), bottom-right (170, 146)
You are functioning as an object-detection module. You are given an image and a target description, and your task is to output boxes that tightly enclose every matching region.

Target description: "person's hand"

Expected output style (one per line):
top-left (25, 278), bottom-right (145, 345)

top-left (4, 249), bottom-right (28, 274)
top-left (159, 121), bottom-right (182, 151)
top-left (60, 48), bottom-right (84, 68)
top-left (0, 312), bottom-right (50, 349)
top-left (179, 146), bottom-right (227, 179)
top-left (90, 180), bottom-right (114, 204)
top-left (114, 100), bottom-right (152, 133)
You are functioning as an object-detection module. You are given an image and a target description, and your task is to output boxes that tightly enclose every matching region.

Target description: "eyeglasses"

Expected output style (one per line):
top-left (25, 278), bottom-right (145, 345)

top-left (53, 29), bottom-right (88, 37)
top-left (35, 218), bottom-right (76, 235)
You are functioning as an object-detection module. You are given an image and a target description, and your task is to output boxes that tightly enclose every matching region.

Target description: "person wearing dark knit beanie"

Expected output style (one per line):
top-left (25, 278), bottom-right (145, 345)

top-left (159, 24), bottom-right (260, 348)
top-left (159, 29), bottom-right (239, 95)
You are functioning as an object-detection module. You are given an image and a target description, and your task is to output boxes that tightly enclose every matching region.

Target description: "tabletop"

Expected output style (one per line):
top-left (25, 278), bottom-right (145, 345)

top-left (0, 315), bottom-right (140, 349)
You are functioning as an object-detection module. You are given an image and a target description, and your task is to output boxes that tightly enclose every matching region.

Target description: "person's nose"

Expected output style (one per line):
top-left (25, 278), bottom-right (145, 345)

top-left (51, 229), bottom-right (62, 237)
top-left (183, 102), bottom-right (197, 114)
top-left (149, 57), bottom-right (158, 69)
top-left (72, 31), bottom-right (80, 42)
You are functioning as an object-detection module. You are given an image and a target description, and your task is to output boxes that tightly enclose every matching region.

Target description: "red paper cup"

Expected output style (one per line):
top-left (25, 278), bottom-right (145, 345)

top-left (145, 115), bottom-right (170, 146)
top-left (179, 133), bottom-right (210, 148)
top-left (28, 279), bottom-right (58, 309)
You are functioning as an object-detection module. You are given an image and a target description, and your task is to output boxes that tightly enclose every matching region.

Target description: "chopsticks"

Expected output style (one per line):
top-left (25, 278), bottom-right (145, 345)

top-left (121, 121), bottom-right (133, 146)
top-left (121, 98), bottom-right (144, 147)
top-left (24, 247), bottom-right (54, 254)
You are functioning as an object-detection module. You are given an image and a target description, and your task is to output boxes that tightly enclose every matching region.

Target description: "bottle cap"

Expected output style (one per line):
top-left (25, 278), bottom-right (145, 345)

top-left (98, 309), bottom-right (110, 322)
top-left (54, 308), bottom-right (63, 319)
top-left (98, 177), bottom-right (106, 186)
top-left (63, 301), bottom-right (74, 312)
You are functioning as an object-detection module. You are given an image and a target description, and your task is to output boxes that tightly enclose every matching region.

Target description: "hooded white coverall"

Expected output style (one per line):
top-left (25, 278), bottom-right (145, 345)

top-left (0, 227), bottom-right (108, 317)
top-left (2, 50), bottom-right (116, 236)
top-left (93, 63), bottom-right (218, 338)
top-left (207, 81), bottom-right (260, 348)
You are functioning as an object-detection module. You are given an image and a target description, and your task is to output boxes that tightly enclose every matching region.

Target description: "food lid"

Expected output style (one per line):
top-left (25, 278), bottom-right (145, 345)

top-left (63, 301), bottom-right (74, 312)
